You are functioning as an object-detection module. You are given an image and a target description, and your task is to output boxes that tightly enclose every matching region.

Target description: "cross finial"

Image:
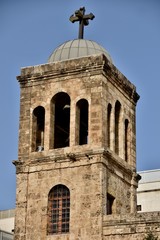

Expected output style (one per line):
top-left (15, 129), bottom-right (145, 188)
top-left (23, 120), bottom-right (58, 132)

top-left (69, 7), bottom-right (95, 39)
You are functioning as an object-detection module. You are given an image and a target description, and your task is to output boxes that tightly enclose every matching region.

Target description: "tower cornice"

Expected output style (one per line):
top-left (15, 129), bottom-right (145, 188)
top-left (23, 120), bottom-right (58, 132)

top-left (17, 54), bottom-right (139, 104)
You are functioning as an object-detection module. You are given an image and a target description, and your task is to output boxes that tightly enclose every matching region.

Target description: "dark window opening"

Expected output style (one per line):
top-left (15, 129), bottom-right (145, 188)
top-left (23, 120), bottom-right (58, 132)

top-left (125, 119), bottom-right (129, 161)
top-left (107, 104), bottom-right (112, 148)
top-left (76, 99), bottom-right (88, 145)
top-left (115, 101), bottom-right (121, 154)
top-left (137, 205), bottom-right (142, 211)
top-left (107, 193), bottom-right (115, 215)
top-left (32, 106), bottom-right (45, 152)
top-left (47, 185), bottom-right (70, 235)
top-left (52, 93), bottom-right (70, 149)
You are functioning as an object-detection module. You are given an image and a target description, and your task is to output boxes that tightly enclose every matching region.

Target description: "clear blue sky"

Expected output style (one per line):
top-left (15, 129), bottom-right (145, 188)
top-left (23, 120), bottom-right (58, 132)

top-left (0, 0), bottom-right (160, 210)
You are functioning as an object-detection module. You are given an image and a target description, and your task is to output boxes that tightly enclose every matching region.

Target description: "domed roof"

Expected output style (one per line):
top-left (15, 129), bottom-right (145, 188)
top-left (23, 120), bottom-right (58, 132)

top-left (48, 39), bottom-right (112, 63)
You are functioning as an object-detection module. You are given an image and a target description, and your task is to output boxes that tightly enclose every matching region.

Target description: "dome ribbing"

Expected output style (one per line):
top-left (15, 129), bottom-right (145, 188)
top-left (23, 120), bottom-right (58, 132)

top-left (48, 39), bottom-right (112, 63)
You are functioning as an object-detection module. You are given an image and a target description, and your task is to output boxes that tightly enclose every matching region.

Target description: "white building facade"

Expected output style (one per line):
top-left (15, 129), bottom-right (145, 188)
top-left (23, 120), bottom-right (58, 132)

top-left (137, 169), bottom-right (160, 212)
top-left (0, 209), bottom-right (14, 240)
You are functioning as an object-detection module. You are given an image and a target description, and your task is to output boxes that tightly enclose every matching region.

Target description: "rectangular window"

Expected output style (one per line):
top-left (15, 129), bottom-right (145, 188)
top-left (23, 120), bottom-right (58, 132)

top-left (137, 205), bottom-right (142, 211)
top-left (107, 193), bottom-right (115, 215)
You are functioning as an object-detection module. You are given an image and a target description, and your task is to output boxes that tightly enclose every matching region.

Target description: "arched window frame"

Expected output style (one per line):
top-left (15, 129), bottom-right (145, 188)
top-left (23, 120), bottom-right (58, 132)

top-left (47, 184), bottom-right (70, 235)
top-left (124, 119), bottom-right (129, 162)
top-left (114, 101), bottom-right (121, 155)
top-left (107, 103), bottom-right (112, 148)
top-left (50, 92), bottom-right (71, 149)
top-left (32, 106), bottom-right (45, 152)
top-left (76, 99), bottom-right (89, 145)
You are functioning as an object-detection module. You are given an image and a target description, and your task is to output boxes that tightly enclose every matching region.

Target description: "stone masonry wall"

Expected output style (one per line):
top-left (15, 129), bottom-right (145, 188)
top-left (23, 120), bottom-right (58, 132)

top-left (103, 212), bottom-right (160, 240)
top-left (14, 154), bottom-right (105, 240)
top-left (14, 54), bottom-right (140, 240)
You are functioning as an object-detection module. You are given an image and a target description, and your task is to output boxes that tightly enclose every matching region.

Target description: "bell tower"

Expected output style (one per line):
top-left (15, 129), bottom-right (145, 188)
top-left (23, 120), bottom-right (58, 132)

top-left (14, 7), bottom-right (139, 240)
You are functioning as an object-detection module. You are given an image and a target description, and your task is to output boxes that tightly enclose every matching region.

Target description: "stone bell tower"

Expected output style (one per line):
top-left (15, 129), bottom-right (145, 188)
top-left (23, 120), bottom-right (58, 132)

top-left (14, 7), bottom-right (139, 240)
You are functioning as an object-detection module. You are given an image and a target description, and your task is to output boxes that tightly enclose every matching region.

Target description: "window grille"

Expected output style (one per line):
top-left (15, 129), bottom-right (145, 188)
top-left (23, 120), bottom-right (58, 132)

top-left (47, 185), bottom-right (70, 235)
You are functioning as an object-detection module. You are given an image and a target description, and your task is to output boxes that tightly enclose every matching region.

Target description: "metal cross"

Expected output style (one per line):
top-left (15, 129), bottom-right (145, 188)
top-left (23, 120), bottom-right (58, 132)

top-left (69, 7), bottom-right (95, 39)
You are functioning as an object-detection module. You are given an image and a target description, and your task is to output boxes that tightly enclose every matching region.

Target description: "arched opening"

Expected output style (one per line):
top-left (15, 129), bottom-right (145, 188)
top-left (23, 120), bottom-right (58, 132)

top-left (125, 119), bottom-right (129, 161)
top-left (76, 99), bottom-right (88, 145)
top-left (51, 92), bottom-right (70, 149)
top-left (115, 101), bottom-right (121, 154)
top-left (32, 106), bottom-right (45, 152)
top-left (107, 103), bottom-right (112, 148)
top-left (47, 184), bottom-right (70, 235)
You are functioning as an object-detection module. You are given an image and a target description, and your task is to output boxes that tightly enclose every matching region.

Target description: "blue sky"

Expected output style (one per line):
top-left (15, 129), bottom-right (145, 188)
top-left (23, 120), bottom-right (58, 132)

top-left (0, 0), bottom-right (160, 210)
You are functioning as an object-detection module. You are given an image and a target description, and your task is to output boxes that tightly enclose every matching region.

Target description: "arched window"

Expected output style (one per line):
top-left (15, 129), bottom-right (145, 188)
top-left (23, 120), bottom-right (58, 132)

top-left (115, 101), bottom-right (121, 154)
top-left (47, 185), bottom-right (70, 235)
top-left (124, 119), bottom-right (129, 161)
top-left (107, 103), bottom-right (112, 148)
top-left (76, 99), bottom-right (88, 145)
top-left (50, 92), bottom-right (70, 149)
top-left (32, 106), bottom-right (45, 152)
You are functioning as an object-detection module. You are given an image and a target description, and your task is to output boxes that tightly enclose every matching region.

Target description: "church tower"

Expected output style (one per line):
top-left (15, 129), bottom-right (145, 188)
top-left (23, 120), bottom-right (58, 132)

top-left (14, 7), bottom-right (139, 240)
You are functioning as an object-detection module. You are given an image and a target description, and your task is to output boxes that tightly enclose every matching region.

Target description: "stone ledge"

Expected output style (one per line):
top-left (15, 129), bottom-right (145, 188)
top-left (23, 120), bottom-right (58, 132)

top-left (103, 212), bottom-right (160, 238)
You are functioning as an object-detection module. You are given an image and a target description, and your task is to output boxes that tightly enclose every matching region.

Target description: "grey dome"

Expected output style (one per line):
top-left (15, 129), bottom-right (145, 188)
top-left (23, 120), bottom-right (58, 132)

top-left (48, 39), bottom-right (112, 63)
